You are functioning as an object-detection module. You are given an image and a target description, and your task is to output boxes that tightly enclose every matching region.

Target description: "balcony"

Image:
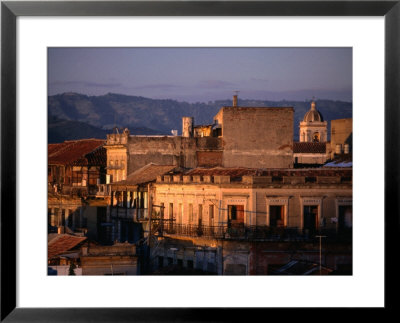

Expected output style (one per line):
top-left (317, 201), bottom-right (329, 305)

top-left (158, 224), bottom-right (352, 242)
top-left (110, 207), bottom-right (148, 222)
top-left (96, 184), bottom-right (110, 197)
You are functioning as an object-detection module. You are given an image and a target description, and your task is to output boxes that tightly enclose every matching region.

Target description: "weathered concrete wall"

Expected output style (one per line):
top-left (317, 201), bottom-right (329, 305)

top-left (127, 136), bottom-right (223, 173)
top-left (128, 136), bottom-right (197, 172)
top-left (196, 151), bottom-right (223, 167)
top-left (331, 118), bottom-right (352, 156)
top-left (222, 240), bottom-right (250, 275)
top-left (294, 154), bottom-right (328, 165)
top-left (195, 137), bottom-right (222, 150)
top-left (220, 107), bottom-right (294, 168)
top-left (81, 256), bottom-right (138, 275)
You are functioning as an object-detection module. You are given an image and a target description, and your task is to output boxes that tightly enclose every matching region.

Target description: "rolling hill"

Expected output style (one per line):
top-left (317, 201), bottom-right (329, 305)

top-left (48, 92), bottom-right (352, 143)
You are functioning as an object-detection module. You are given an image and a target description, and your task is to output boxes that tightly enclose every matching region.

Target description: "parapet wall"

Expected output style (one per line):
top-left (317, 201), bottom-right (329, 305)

top-left (156, 172), bottom-right (352, 186)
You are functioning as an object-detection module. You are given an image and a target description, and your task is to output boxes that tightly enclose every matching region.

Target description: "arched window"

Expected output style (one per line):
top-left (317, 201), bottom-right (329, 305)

top-left (313, 132), bottom-right (320, 142)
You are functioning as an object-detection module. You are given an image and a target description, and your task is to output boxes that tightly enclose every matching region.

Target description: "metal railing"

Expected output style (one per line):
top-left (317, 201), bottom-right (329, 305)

top-left (110, 207), bottom-right (149, 222)
top-left (159, 223), bottom-right (352, 242)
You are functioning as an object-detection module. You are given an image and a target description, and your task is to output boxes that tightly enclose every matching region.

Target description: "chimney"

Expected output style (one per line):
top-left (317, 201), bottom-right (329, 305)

top-left (182, 117), bottom-right (194, 138)
top-left (233, 90), bottom-right (239, 107)
top-left (233, 95), bottom-right (238, 107)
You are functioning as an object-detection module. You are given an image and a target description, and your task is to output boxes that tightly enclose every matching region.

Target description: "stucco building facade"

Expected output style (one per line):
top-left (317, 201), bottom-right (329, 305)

top-left (104, 99), bottom-right (295, 184)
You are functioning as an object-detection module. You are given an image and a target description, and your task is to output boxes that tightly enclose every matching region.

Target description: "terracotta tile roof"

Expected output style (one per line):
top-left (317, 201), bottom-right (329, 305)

top-left (293, 142), bottom-right (326, 154)
top-left (48, 234), bottom-right (87, 259)
top-left (48, 139), bottom-right (106, 166)
top-left (112, 164), bottom-right (177, 186)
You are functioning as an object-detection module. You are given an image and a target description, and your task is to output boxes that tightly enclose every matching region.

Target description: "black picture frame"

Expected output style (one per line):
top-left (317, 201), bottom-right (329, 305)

top-left (1, 1), bottom-right (398, 321)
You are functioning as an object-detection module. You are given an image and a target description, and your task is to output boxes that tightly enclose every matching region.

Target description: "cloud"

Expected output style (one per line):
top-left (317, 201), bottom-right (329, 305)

top-left (198, 80), bottom-right (236, 89)
top-left (51, 80), bottom-right (122, 88)
top-left (131, 84), bottom-right (182, 91)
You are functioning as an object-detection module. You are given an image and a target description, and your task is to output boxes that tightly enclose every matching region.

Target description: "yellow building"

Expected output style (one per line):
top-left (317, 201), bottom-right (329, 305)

top-left (104, 128), bottom-right (129, 183)
top-left (153, 167), bottom-right (352, 237)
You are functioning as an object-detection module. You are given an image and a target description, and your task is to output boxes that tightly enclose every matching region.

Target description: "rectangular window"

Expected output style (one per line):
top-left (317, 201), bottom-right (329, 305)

top-left (303, 205), bottom-right (318, 233)
top-left (143, 192), bottom-right (148, 209)
top-left (72, 171), bottom-right (83, 185)
top-left (61, 209), bottom-right (65, 226)
top-left (269, 205), bottom-right (285, 227)
top-left (88, 169), bottom-right (99, 186)
top-left (68, 209), bottom-right (73, 227)
top-left (228, 205), bottom-right (244, 226)
top-left (117, 192), bottom-right (123, 207)
top-left (188, 203), bottom-right (193, 223)
top-left (178, 203), bottom-right (182, 224)
top-left (198, 204), bottom-right (203, 226)
top-left (160, 202), bottom-right (165, 219)
top-left (209, 204), bottom-right (214, 226)
top-left (229, 205), bottom-right (237, 220)
top-left (169, 203), bottom-right (174, 220)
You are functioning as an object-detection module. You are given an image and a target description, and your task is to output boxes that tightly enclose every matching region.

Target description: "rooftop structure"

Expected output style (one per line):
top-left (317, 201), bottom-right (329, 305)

top-left (48, 139), bottom-right (107, 196)
top-left (104, 95), bottom-right (295, 183)
top-left (48, 139), bottom-right (106, 166)
top-left (299, 100), bottom-right (328, 143)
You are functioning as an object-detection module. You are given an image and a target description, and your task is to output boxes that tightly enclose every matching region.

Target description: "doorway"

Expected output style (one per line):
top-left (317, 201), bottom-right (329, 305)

top-left (338, 205), bottom-right (352, 231)
top-left (303, 205), bottom-right (318, 234)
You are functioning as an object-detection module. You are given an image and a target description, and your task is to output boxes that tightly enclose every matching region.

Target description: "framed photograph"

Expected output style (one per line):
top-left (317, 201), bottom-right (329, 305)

top-left (1, 0), bottom-right (398, 321)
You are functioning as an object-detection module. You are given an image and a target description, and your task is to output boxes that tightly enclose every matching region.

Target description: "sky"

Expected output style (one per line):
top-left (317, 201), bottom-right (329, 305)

top-left (48, 47), bottom-right (352, 102)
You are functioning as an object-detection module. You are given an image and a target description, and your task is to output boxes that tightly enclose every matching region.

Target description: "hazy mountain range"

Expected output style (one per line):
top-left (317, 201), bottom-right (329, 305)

top-left (48, 92), bottom-right (352, 143)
